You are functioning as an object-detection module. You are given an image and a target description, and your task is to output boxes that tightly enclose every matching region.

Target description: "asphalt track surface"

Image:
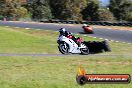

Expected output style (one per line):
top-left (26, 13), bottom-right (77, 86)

top-left (0, 21), bottom-right (132, 43)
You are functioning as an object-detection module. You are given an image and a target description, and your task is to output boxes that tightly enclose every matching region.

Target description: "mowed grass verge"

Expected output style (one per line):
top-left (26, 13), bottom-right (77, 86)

top-left (0, 56), bottom-right (132, 88)
top-left (0, 26), bottom-right (132, 88)
top-left (0, 26), bottom-right (59, 54)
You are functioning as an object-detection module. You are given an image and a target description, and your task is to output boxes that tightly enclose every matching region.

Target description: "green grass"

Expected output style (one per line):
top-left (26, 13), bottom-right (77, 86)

top-left (0, 26), bottom-right (132, 88)
top-left (0, 56), bottom-right (132, 88)
top-left (0, 26), bottom-right (59, 54)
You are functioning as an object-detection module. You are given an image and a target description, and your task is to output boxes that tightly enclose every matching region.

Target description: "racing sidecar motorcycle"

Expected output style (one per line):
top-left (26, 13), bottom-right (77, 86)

top-left (57, 34), bottom-right (111, 55)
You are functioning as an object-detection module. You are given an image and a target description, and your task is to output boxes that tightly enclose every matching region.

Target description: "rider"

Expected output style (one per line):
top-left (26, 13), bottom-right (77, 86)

top-left (82, 24), bottom-right (89, 29)
top-left (59, 28), bottom-right (83, 46)
top-left (59, 28), bottom-right (69, 36)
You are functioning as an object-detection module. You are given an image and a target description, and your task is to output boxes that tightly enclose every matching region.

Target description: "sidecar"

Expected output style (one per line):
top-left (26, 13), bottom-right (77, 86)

top-left (83, 40), bottom-right (111, 53)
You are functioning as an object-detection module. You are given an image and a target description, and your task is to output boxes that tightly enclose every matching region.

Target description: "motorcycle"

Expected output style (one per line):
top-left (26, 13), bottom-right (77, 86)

top-left (57, 34), bottom-right (111, 55)
top-left (57, 35), bottom-right (89, 55)
top-left (82, 25), bottom-right (94, 34)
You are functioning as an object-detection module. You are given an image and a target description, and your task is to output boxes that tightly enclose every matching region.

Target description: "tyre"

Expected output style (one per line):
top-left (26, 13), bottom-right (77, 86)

top-left (91, 31), bottom-right (94, 34)
top-left (76, 75), bottom-right (87, 85)
top-left (103, 41), bottom-right (111, 52)
top-left (84, 30), bottom-right (94, 34)
top-left (58, 42), bottom-right (69, 54)
top-left (80, 44), bottom-right (89, 55)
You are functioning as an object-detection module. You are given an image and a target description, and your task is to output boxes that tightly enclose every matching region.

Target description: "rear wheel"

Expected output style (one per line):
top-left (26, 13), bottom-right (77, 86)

top-left (91, 31), bottom-right (94, 34)
top-left (58, 42), bottom-right (69, 54)
top-left (80, 44), bottom-right (89, 55)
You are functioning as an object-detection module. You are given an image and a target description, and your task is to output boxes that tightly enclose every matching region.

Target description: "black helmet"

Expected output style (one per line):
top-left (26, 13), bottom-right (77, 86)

top-left (59, 28), bottom-right (66, 34)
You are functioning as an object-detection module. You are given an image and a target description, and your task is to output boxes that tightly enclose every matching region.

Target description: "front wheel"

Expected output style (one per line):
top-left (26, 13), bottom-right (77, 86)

top-left (58, 42), bottom-right (69, 54)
